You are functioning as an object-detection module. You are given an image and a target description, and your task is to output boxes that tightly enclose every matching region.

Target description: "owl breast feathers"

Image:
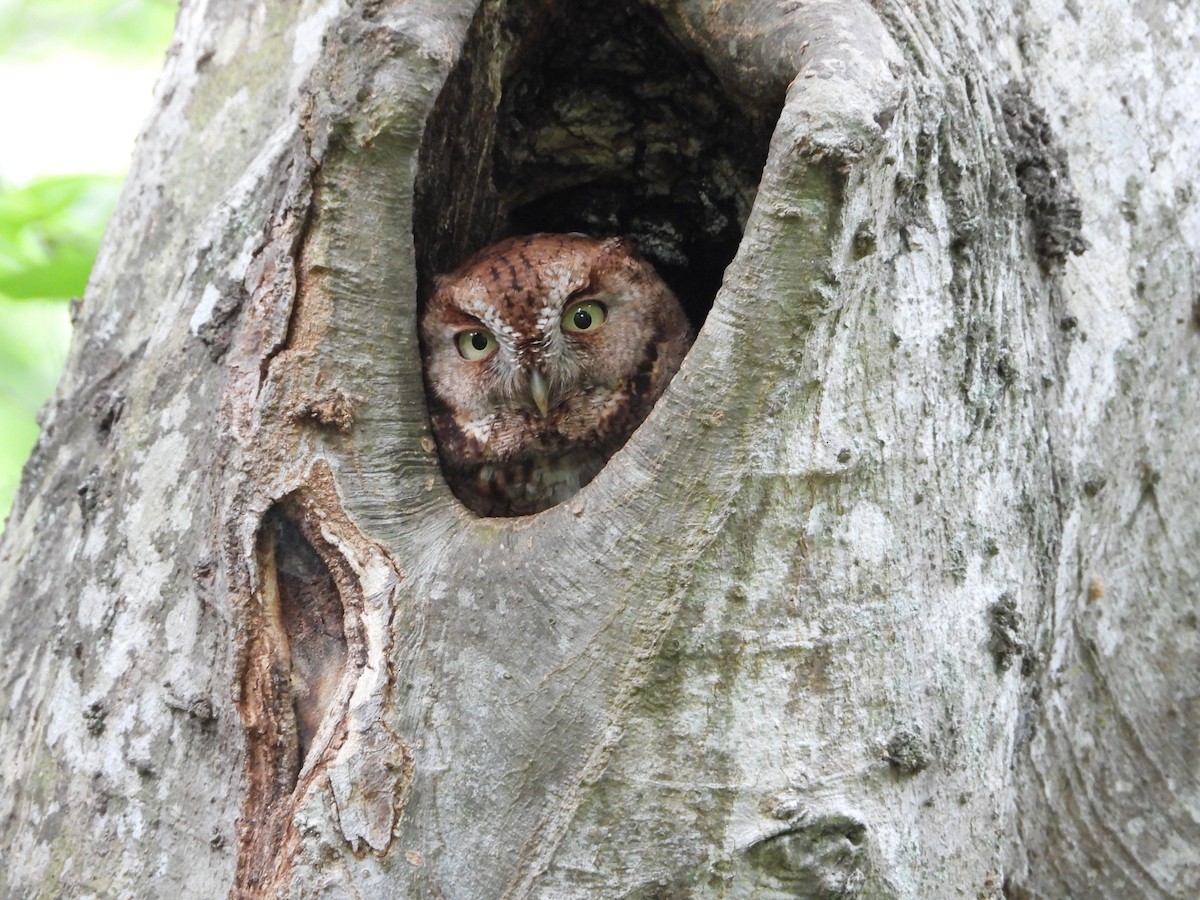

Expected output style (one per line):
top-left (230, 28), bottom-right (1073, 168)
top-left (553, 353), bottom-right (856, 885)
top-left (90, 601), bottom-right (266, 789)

top-left (421, 233), bottom-right (694, 516)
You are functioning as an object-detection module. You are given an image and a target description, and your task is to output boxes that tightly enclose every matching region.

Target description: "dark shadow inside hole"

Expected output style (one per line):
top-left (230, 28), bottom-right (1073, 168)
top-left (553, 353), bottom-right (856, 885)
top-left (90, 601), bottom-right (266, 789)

top-left (264, 506), bottom-right (347, 771)
top-left (413, 0), bottom-right (777, 330)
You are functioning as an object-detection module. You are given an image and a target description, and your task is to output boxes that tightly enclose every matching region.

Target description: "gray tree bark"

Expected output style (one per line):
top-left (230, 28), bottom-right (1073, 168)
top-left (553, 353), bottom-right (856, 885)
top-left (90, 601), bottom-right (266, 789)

top-left (0, 0), bottom-right (1196, 897)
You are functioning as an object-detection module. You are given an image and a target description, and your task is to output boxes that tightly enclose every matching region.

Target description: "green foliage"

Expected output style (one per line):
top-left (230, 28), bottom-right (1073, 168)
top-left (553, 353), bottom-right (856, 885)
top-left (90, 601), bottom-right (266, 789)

top-left (0, 0), bottom-right (177, 523)
top-left (0, 0), bottom-right (177, 61)
top-left (0, 175), bottom-right (109, 521)
top-left (0, 177), bottom-right (98, 519)
top-left (0, 175), bottom-right (122, 300)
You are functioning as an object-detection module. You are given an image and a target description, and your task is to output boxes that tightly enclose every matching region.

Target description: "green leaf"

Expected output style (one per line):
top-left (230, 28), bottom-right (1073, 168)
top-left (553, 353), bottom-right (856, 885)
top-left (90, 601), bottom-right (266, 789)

top-left (0, 174), bottom-right (122, 301)
top-left (0, 1), bottom-right (175, 524)
top-left (0, 0), bottom-right (177, 62)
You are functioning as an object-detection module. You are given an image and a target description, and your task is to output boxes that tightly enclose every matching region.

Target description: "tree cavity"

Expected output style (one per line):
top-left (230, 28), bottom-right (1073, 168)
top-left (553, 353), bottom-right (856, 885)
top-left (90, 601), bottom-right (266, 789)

top-left (413, 0), bottom-right (778, 329)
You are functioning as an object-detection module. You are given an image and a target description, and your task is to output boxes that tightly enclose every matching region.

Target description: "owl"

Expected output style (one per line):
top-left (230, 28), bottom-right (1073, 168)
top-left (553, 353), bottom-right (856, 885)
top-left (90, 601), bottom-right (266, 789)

top-left (421, 233), bottom-right (694, 517)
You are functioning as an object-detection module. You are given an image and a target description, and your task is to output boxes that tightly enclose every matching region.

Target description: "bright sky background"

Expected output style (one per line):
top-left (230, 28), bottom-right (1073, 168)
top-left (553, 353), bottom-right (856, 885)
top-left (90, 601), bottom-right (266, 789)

top-left (0, 55), bottom-right (160, 184)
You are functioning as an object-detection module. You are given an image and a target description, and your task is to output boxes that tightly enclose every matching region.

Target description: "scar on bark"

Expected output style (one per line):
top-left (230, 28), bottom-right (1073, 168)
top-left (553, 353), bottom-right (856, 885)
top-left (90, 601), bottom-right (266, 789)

top-left (235, 498), bottom-right (355, 893)
top-left (1000, 82), bottom-right (1087, 268)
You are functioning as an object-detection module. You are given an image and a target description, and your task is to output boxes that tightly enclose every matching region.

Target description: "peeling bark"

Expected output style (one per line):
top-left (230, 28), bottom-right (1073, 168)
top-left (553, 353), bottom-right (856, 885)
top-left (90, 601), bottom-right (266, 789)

top-left (0, 0), bottom-right (1196, 897)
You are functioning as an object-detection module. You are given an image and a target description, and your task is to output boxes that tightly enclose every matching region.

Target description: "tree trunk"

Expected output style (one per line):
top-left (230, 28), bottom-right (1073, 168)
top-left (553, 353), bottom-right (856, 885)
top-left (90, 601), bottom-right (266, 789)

top-left (1, 0), bottom-right (1196, 897)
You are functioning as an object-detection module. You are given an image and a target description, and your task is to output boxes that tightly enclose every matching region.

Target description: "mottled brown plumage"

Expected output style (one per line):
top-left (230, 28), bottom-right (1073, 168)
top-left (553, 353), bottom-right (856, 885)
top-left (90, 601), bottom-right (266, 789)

top-left (421, 233), bottom-right (693, 516)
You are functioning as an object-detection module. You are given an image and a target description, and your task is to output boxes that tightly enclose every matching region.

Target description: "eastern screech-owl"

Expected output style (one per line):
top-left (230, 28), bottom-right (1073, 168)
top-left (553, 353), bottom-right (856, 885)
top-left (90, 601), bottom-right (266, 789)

top-left (421, 233), bottom-right (694, 516)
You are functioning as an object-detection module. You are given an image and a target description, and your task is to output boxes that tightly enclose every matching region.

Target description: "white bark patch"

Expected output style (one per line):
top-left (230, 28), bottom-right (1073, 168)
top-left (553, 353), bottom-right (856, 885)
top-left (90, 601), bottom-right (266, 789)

top-left (841, 501), bottom-right (894, 566)
top-left (1061, 242), bottom-right (1135, 462)
top-left (129, 431), bottom-right (195, 536)
top-left (892, 239), bottom-right (953, 350)
top-left (98, 584), bottom-right (154, 686)
top-left (82, 505), bottom-right (111, 561)
top-left (45, 665), bottom-right (85, 753)
top-left (291, 0), bottom-right (342, 96)
top-left (163, 589), bottom-right (200, 654)
top-left (189, 283), bottom-right (222, 333)
top-left (78, 580), bottom-right (112, 632)
top-left (160, 394), bottom-right (190, 431)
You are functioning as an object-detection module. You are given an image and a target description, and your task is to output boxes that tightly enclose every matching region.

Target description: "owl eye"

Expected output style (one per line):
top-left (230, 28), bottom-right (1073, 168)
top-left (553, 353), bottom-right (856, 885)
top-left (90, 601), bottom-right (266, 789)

top-left (456, 329), bottom-right (498, 361)
top-left (562, 300), bottom-right (607, 333)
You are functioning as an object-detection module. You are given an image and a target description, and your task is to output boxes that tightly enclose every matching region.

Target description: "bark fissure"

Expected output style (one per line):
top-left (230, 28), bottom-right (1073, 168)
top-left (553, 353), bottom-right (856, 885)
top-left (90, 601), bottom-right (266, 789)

top-left (235, 497), bottom-right (364, 894)
top-left (269, 504), bottom-right (350, 769)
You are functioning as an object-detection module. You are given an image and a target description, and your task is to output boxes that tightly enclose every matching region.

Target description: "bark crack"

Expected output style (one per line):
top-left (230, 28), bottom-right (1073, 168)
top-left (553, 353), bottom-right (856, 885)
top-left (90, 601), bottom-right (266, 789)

top-left (234, 496), bottom-right (360, 896)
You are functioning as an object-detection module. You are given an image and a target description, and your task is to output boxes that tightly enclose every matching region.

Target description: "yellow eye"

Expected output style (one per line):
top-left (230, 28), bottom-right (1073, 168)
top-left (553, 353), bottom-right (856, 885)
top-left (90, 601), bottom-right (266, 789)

top-left (456, 329), bottom-right (498, 360)
top-left (562, 300), bottom-right (607, 332)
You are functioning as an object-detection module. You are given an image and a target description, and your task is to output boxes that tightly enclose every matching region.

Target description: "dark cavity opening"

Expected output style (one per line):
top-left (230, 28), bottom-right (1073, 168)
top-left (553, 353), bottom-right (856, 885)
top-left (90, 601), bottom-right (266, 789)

top-left (263, 505), bottom-right (348, 771)
top-left (414, 0), bottom-right (776, 330)
top-left (237, 503), bottom-right (351, 891)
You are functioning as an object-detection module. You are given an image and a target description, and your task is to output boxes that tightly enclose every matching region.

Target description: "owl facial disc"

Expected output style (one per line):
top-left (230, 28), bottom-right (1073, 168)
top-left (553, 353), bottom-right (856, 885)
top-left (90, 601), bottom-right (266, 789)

top-left (421, 232), bottom-right (695, 516)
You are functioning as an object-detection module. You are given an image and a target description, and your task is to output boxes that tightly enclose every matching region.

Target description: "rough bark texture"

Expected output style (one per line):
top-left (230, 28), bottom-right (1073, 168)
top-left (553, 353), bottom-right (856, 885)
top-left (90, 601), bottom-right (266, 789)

top-left (0, 0), bottom-right (1195, 897)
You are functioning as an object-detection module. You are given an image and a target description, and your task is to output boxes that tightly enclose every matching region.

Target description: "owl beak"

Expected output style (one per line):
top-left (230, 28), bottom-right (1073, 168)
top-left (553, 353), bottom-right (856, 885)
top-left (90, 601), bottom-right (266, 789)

top-left (529, 369), bottom-right (550, 416)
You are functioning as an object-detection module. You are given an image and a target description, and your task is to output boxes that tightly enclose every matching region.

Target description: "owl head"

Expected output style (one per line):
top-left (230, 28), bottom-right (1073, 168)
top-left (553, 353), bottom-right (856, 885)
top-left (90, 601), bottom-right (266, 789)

top-left (420, 233), bottom-right (693, 514)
